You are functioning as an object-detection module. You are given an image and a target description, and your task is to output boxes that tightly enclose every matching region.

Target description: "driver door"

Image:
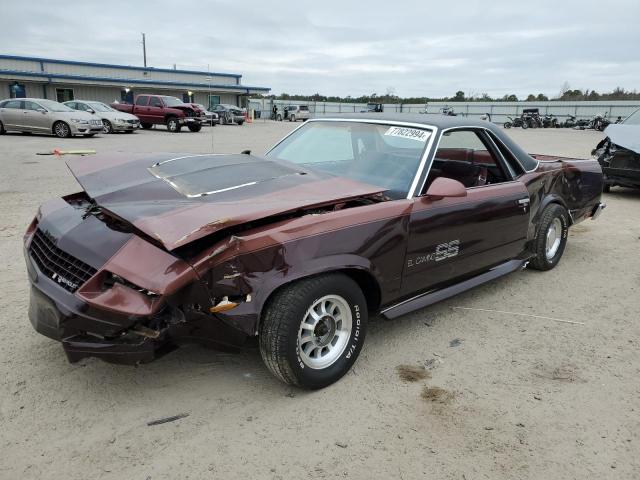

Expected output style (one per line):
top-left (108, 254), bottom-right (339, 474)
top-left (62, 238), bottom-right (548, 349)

top-left (401, 128), bottom-right (530, 296)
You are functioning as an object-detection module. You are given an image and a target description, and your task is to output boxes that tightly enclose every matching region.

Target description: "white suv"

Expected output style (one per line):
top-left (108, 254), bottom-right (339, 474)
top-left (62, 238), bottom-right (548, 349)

top-left (285, 105), bottom-right (310, 122)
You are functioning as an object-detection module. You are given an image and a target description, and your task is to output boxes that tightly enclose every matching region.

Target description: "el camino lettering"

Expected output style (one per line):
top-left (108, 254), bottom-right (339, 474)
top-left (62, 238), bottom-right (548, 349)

top-left (408, 240), bottom-right (460, 267)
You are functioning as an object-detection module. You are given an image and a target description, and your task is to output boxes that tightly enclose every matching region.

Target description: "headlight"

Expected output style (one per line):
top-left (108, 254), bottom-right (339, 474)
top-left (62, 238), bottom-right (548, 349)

top-left (70, 118), bottom-right (89, 124)
top-left (115, 118), bottom-right (128, 124)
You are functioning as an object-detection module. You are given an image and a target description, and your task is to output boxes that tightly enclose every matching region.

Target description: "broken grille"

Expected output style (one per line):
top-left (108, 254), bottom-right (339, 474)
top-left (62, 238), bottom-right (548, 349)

top-left (29, 228), bottom-right (97, 293)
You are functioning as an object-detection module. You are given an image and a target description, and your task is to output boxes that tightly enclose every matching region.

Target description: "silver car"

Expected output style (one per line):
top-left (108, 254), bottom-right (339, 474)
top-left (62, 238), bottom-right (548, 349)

top-left (193, 104), bottom-right (219, 126)
top-left (64, 100), bottom-right (140, 133)
top-left (0, 98), bottom-right (103, 137)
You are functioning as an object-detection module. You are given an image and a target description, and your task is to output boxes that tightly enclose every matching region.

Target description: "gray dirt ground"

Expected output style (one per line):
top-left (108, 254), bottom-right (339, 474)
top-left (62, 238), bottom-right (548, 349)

top-left (1, 121), bottom-right (638, 480)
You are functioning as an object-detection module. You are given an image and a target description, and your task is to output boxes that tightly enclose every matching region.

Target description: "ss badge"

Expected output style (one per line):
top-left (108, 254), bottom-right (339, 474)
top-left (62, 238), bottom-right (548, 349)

top-left (435, 240), bottom-right (460, 262)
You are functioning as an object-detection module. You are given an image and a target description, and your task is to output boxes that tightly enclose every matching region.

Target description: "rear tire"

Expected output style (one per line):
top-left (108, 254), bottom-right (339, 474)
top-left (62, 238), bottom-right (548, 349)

top-left (528, 204), bottom-right (569, 271)
top-left (259, 273), bottom-right (368, 389)
top-left (53, 121), bottom-right (71, 138)
top-left (141, 123), bottom-right (153, 130)
top-left (503, 122), bottom-right (512, 129)
top-left (289, 114), bottom-right (296, 122)
top-left (522, 121), bottom-right (529, 129)
top-left (0, 120), bottom-right (5, 134)
top-left (237, 120), bottom-right (244, 126)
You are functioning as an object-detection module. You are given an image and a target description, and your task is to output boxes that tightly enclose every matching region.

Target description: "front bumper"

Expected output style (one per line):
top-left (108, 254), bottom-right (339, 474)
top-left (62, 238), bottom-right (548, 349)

top-left (112, 120), bottom-right (140, 132)
top-left (70, 122), bottom-right (103, 135)
top-left (179, 117), bottom-right (204, 125)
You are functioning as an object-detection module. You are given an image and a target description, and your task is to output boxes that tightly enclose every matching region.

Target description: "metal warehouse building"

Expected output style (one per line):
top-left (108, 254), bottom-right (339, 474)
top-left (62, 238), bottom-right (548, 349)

top-left (0, 54), bottom-right (270, 109)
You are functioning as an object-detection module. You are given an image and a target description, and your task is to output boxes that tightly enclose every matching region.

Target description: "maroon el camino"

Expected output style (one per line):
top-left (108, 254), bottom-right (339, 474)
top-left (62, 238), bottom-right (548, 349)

top-left (24, 114), bottom-right (605, 388)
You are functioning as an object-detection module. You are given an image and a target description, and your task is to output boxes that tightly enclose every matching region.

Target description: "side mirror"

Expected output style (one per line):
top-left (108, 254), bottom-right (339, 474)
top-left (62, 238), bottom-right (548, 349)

top-left (37, 108), bottom-right (47, 114)
top-left (87, 109), bottom-right (95, 114)
top-left (424, 177), bottom-right (467, 200)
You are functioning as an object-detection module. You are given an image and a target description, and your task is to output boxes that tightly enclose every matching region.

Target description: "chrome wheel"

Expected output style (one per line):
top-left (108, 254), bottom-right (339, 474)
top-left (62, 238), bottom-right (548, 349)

top-left (102, 120), bottom-right (112, 133)
top-left (297, 294), bottom-right (352, 369)
top-left (54, 122), bottom-right (70, 138)
top-left (545, 217), bottom-right (562, 259)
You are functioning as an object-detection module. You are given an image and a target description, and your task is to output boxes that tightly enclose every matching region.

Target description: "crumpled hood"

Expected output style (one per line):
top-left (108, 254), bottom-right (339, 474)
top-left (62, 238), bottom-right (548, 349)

top-left (66, 153), bottom-right (384, 251)
top-left (604, 124), bottom-right (640, 154)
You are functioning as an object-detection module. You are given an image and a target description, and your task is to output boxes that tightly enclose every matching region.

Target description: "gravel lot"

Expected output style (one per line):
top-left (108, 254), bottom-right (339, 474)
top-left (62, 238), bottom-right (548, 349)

top-left (1, 121), bottom-right (638, 480)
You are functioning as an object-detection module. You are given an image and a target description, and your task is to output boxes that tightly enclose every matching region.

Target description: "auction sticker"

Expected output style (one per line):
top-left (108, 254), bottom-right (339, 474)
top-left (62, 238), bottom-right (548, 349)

top-left (384, 126), bottom-right (430, 142)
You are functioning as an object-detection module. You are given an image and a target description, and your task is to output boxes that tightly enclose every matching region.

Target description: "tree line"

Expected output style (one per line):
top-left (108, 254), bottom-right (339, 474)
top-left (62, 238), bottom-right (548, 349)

top-left (257, 85), bottom-right (640, 104)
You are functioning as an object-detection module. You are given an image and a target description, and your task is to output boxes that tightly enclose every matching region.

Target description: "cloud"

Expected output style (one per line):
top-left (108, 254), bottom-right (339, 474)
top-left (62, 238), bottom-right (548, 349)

top-left (0, 0), bottom-right (638, 98)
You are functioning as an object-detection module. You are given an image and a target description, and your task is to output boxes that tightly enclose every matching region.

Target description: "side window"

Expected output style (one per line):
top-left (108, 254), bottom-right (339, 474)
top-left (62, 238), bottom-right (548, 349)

top-left (485, 131), bottom-right (525, 177)
top-left (3, 100), bottom-right (23, 109)
top-left (65, 102), bottom-right (77, 110)
top-left (23, 101), bottom-right (41, 111)
top-left (425, 129), bottom-right (509, 190)
top-left (149, 97), bottom-right (162, 107)
top-left (135, 96), bottom-right (149, 106)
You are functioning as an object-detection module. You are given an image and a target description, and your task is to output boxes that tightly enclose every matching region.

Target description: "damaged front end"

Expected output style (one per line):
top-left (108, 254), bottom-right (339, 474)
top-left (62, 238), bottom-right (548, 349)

top-left (593, 125), bottom-right (640, 190)
top-left (24, 194), bottom-right (249, 365)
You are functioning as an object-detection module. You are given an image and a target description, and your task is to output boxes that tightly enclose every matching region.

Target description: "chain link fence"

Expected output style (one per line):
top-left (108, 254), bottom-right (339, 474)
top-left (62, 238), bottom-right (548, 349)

top-left (249, 98), bottom-right (640, 124)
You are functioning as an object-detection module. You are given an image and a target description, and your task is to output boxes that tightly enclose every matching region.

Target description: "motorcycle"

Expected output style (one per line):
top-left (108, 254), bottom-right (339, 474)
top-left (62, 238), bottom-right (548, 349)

top-left (591, 113), bottom-right (610, 132)
top-left (440, 106), bottom-right (457, 116)
top-left (562, 115), bottom-right (577, 128)
top-left (503, 115), bottom-right (525, 129)
top-left (542, 114), bottom-right (559, 128)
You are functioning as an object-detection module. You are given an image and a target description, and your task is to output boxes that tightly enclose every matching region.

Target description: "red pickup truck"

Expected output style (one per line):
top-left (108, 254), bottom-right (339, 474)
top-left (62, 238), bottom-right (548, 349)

top-left (111, 95), bottom-right (205, 132)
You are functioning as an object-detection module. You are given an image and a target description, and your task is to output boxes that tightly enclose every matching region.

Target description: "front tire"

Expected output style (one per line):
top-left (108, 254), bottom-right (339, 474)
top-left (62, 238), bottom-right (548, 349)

top-left (289, 114), bottom-right (296, 122)
top-left (259, 274), bottom-right (368, 389)
top-left (0, 120), bottom-right (6, 134)
top-left (503, 122), bottom-right (512, 129)
top-left (166, 117), bottom-right (181, 132)
top-left (53, 121), bottom-right (71, 138)
top-left (141, 123), bottom-right (153, 130)
top-left (102, 120), bottom-right (113, 134)
top-left (528, 204), bottom-right (569, 271)
top-left (188, 123), bottom-right (202, 132)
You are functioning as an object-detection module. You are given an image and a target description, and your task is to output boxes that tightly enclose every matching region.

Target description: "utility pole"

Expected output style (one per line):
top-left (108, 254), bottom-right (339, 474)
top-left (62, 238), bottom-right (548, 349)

top-left (141, 33), bottom-right (147, 67)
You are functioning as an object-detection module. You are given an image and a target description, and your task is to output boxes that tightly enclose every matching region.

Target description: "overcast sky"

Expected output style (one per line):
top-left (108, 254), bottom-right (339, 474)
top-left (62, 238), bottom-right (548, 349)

top-left (1, 0), bottom-right (638, 98)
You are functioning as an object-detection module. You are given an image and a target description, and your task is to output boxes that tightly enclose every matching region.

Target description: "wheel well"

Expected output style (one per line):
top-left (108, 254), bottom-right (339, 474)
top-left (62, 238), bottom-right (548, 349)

top-left (341, 268), bottom-right (381, 314)
top-left (165, 114), bottom-right (178, 122)
top-left (542, 199), bottom-right (572, 225)
top-left (261, 269), bottom-right (382, 322)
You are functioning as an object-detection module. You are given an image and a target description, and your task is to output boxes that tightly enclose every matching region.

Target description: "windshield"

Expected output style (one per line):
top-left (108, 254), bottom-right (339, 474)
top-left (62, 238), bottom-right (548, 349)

top-left (623, 108), bottom-right (640, 125)
top-left (38, 100), bottom-right (75, 112)
top-left (162, 96), bottom-right (185, 107)
top-left (266, 121), bottom-right (432, 199)
top-left (87, 102), bottom-right (116, 112)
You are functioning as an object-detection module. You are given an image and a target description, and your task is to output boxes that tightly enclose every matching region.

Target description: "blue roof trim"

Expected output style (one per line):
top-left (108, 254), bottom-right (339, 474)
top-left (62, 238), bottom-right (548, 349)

top-left (0, 54), bottom-right (242, 79)
top-left (0, 69), bottom-right (270, 92)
